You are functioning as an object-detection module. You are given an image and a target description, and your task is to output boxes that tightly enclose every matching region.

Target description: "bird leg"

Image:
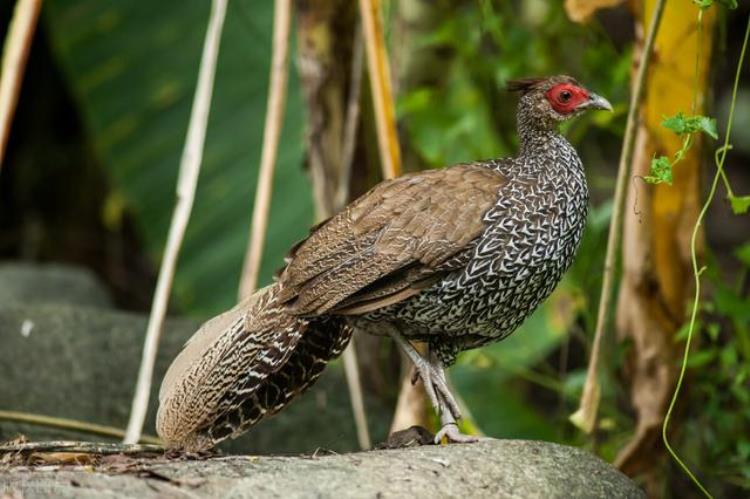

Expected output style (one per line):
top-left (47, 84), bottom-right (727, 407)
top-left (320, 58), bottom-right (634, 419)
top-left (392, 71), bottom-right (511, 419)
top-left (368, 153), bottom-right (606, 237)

top-left (409, 349), bottom-right (462, 421)
top-left (387, 328), bottom-right (478, 444)
top-left (425, 350), bottom-right (479, 444)
top-left (387, 329), bottom-right (442, 413)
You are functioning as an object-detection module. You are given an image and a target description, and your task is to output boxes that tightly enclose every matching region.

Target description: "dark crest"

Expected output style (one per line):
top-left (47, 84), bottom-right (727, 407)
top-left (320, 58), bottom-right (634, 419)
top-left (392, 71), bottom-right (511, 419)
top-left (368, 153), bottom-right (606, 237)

top-left (506, 77), bottom-right (546, 94)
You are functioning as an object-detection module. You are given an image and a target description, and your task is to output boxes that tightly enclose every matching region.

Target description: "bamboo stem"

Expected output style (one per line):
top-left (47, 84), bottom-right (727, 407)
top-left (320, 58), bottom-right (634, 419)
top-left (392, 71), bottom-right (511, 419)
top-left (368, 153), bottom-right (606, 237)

top-left (570, 0), bottom-right (668, 433)
top-left (0, 0), bottom-right (42, 168)
top-left (359, 0), bottom-right (402, 179)
top-left (336, 22), bottom-right (365, 209)
top-left (0, 410), bottom-right (160, 445)
top-left (338, 23), bottom-right (371, 450)
top-left (359, 0), bottom-right (430, 434)
top-left (341, 344), bottom-right (371, 449)
top-left (238, 0), bottom-right (292, 299)
top-left (123, 0), bottom-right (228, 444)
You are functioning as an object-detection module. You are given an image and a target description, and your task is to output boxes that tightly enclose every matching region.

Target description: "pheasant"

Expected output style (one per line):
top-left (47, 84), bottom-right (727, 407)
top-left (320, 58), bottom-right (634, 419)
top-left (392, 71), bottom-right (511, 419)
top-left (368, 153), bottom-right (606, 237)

top-left (156, 75), bottom-right (612, 450)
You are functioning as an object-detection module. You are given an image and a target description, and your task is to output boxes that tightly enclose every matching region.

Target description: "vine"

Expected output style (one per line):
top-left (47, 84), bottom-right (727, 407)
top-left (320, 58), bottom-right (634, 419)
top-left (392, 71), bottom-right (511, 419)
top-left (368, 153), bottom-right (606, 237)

top-left (649, 2), bottom-right (749, 497)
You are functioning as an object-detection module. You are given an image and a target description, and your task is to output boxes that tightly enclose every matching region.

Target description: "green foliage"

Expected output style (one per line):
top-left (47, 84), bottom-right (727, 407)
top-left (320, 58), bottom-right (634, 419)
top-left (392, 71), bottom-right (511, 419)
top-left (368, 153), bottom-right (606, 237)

top-left (662, 10), bottom-right (750, 497)
top-left (736, 243), bottom-right (750, 266)
top-left (644, 155), bottom-right (674, 185)
top-left (397, 0), bottom-right (629, 170)
top-left (729, 195), bottom-right (750, 215)
top-left (43, 1), bottom-right (313, 316)
top-left (662, 112), bottom-right (718, 139)
top-left (645, 113), bottom-right (717, 186)
top-left (677, 250), bottom-right (750, 490)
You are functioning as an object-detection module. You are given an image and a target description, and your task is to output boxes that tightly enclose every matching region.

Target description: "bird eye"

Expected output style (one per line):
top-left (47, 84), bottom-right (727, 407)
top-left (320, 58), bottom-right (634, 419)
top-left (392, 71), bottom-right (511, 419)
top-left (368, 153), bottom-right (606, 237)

top-left (559, 90), bottom-right (572, 102)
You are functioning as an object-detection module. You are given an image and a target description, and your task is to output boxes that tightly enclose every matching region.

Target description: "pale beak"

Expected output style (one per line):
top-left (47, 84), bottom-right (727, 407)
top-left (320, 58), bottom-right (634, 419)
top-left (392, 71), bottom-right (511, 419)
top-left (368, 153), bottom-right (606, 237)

top-left (584, 92), bottom-right (613, 111)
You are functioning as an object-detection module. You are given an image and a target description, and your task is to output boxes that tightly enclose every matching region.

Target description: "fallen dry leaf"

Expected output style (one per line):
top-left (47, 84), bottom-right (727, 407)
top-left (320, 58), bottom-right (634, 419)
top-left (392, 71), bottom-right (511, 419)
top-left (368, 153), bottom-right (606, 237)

top-left (28, 452), bottom-right (97, 466)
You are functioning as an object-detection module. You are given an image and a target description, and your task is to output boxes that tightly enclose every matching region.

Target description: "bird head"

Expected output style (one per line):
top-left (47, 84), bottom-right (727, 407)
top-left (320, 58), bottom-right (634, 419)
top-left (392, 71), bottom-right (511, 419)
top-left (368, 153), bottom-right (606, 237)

top-left (508, 75), bottom-right (612, 130)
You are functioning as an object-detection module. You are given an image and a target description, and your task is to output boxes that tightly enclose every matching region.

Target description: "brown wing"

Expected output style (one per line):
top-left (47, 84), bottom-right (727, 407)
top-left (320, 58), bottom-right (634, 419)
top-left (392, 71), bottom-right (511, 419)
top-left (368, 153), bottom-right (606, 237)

top-left (277, 163), bottom-right (507, 316)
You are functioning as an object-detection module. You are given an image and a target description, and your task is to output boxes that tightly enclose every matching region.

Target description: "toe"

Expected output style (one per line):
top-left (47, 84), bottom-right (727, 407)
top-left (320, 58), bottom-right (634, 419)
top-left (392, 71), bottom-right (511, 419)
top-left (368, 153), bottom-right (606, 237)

top-left (434, 423), bottom-right (480, 444)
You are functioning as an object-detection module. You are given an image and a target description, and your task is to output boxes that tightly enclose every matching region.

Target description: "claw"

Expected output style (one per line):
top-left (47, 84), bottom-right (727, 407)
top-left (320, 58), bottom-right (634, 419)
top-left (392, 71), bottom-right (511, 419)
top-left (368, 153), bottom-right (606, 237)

top-left (410, 367), bottom-right (419, 386)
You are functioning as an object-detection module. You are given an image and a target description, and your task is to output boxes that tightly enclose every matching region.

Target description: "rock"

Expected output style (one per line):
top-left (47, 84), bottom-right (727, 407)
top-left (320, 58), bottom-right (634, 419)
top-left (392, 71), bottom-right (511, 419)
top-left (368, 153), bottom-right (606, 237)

top-left (0, 263), bottom-right (113, 308)
top-left (0, 302), bottom-right (391, 454)
top-left (0, 440), bottom-right (644, 498)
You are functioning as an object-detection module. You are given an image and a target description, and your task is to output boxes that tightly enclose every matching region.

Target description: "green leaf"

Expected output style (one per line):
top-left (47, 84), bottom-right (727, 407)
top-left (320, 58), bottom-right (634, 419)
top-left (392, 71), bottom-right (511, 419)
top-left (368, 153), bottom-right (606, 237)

top-left (686, 350), bottom-right (716, 368)
top-left (707, 322), bottom-right (721, 342)
top-left (644, 156), bottom-right (673, 185)
top-left (662, 112), bottom-right (718, 139)
top-left (675, 321), bottom-right (712, 342)
top-left (718, 0), bottom-right (738, 9)
top-left (720, 346), bottom-right (738, 368)
top-left (697, 116), bottom-right (719, 139)
top-left (693, 0), bottom-right (713, 9)
top-left (729, 195), bottom-right (750, 215)
top-left (45, 1), bottom-right (313, 316)
top-left (735, 243), bottom-right (750, 267)
top-left (714, 287), bottom-right (750, 323)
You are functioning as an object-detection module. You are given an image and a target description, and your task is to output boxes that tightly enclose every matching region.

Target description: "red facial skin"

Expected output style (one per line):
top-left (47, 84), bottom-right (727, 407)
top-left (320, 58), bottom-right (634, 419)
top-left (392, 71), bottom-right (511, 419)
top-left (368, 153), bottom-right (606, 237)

top-left (545, 83), bottom-right (590, 115)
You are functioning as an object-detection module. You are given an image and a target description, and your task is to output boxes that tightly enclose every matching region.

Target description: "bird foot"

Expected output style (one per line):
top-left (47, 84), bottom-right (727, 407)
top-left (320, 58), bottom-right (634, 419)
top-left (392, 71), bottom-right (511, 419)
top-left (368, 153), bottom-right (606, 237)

top-left (410, 359), bottom-right (462, 420)
top-left (434, 423), bottom-right (480, 444)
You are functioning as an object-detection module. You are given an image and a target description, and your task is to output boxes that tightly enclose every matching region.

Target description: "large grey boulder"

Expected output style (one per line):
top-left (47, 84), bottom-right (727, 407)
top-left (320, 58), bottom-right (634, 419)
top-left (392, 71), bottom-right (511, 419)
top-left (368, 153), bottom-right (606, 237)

top-left (0, 263), bottom-right (112, 308)
top-left (0, 440), bottom-right (644, 498)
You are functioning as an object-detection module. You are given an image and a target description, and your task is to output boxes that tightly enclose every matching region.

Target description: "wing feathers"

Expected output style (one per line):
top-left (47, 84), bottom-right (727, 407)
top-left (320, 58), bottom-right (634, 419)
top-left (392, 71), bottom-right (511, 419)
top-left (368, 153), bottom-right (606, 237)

top-left (278, 164), bottom-right (507, 316)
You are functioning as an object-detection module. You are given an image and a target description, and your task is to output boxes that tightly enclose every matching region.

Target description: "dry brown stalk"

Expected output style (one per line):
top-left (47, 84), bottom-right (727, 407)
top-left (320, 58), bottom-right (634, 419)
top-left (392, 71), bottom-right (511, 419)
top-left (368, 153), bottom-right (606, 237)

top-left (0, 0), bottom-right (42, 167)
top-left (123, 0), bottom-right (229, 444)
top-left (238, 0), bottom-right (292, 299)
top-left (359, 0), bottom-right (402, 180)
top-left (570, 0), bottom-right (668, 434)
top-left (0, 410), bottom-right (160, 445)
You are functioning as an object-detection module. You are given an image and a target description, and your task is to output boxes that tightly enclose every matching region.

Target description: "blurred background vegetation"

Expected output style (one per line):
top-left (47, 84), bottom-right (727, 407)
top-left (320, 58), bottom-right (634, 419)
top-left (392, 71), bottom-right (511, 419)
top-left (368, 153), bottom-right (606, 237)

top-left (1, 0), bottom-right (749, 497)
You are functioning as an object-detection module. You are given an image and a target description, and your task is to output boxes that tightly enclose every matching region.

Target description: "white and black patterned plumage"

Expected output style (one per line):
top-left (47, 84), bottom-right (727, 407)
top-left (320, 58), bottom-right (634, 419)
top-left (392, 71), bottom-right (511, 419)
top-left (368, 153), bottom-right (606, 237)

top-left (156, 75), bottom-right (612, 450)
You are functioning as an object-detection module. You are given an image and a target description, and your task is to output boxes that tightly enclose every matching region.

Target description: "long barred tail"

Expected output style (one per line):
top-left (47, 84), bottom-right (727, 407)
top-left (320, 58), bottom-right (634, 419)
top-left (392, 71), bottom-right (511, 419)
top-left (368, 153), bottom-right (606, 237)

top-left (156, 284), bottom-right (352, 451)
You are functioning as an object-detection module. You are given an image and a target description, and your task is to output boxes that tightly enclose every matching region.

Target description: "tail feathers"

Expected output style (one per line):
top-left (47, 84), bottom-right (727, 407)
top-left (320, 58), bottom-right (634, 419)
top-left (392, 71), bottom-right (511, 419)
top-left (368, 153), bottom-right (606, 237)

top-left (156, 284), bottom-right (307, 450)
top-left (156, 284), bottom-right (353, 452)
top-left (202, 317), bottom-right (353, 445)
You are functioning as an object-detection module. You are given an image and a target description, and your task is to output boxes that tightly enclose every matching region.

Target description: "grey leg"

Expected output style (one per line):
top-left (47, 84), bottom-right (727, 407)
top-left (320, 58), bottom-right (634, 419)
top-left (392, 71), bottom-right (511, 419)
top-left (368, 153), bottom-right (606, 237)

top-left (387, 329), bottom-right (480, 444)
top-left (387, 328), bottom-right (443, 414)
top-left (423, 349), bottom-right (462, 420)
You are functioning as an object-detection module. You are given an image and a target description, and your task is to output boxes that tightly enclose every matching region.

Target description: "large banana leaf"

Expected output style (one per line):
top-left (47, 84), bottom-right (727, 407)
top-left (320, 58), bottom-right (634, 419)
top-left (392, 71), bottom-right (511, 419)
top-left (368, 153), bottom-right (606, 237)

top-left (44, 0), bottom-right (312, 316)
